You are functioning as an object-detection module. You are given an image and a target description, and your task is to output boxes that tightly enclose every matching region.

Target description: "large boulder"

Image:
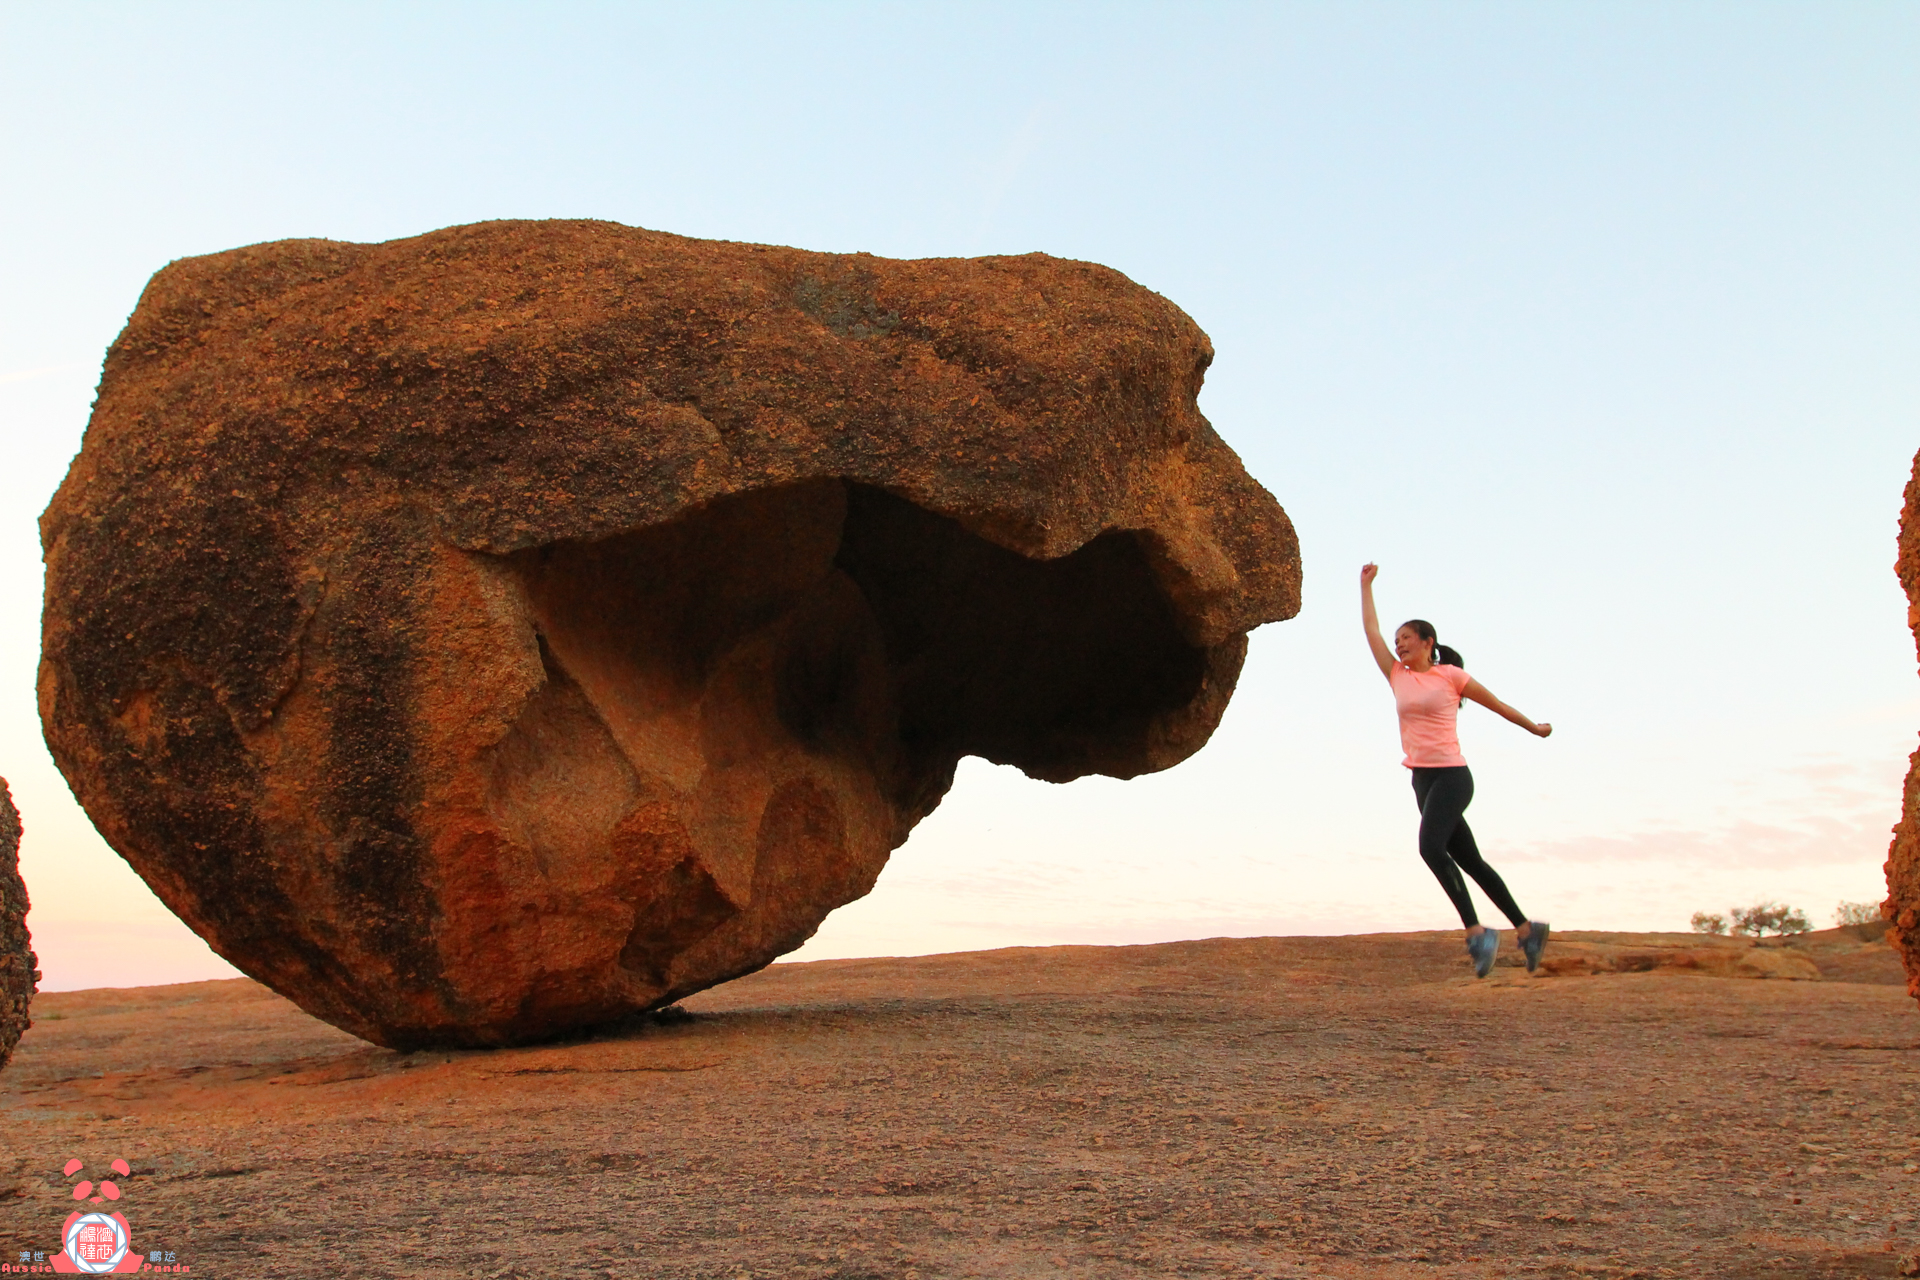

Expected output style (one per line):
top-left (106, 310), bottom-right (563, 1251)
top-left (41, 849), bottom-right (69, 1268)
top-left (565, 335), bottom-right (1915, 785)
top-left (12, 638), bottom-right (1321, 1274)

top-left (39, 220), bottom-right (1299, 1049)
top-left (0, 779), bottom-right (34, 1071)
top-left (1888, 451), bottom-right (1920, 1006)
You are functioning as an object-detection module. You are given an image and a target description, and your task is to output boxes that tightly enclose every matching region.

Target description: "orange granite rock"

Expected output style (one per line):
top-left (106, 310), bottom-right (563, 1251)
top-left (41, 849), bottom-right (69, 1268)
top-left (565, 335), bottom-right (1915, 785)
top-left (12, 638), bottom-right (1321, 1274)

top-left (0, 778), bottom-right (33, 1071)
top-left (39, 220), bottom-right (1299, 1049)
top-left (1887, 450), bottom-right (1920, 1006)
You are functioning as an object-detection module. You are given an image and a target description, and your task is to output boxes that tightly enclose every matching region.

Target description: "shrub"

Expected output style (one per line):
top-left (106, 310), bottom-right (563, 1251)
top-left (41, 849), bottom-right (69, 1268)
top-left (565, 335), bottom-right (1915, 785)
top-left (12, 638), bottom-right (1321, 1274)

top-left (1690, 912), bottom-right (1728, 935)
top-left (1729, 901), bottom-right (1811, 936)
top-left (1834, 900), bottom-right (1885, 928)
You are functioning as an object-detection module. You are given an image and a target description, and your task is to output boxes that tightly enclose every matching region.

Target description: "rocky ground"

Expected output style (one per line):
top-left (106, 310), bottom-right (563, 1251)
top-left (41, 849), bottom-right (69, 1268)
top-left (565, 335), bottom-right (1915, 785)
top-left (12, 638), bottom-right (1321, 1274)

top-left (0, 927), bottom-right (1913, 1279)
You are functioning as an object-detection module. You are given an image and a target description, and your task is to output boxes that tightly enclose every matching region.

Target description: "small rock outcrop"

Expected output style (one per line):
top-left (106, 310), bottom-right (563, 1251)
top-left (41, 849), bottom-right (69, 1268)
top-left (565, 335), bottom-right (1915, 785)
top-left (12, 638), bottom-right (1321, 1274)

top-left (0, 779), bottom-right (34, 1071)
top-left (1888, 450), bottom-right (1920, 1006)
top-left (1535, 938), bottom-right (1820, 981)
top-left (39, 220), bottom-right (1300, 1049)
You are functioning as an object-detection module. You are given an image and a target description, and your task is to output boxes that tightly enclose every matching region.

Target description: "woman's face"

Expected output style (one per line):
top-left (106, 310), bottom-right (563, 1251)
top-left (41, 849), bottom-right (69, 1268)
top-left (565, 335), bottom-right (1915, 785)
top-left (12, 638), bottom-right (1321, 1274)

top-left (1393, 625), bottom-right (1432, 667)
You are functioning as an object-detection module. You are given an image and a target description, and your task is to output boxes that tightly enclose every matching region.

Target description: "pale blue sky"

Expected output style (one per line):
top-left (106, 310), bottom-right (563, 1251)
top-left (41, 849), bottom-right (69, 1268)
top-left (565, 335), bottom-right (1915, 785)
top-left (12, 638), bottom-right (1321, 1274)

top-left (3, 2), bottom-right (1916, 989)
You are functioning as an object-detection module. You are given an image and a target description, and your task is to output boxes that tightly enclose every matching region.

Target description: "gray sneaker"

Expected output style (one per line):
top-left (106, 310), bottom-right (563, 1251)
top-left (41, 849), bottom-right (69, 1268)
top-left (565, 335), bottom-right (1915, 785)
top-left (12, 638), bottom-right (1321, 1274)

top-left (1520, 921), bottom-right (1550, 974)
top-left (1467, 928), bottom-right (1499, 978)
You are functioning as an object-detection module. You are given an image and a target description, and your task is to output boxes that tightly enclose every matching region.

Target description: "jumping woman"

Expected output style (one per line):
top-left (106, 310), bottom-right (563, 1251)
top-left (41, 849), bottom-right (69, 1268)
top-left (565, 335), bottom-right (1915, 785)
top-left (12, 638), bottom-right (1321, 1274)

top-left (1360, 562), bottom-right (1552, 978)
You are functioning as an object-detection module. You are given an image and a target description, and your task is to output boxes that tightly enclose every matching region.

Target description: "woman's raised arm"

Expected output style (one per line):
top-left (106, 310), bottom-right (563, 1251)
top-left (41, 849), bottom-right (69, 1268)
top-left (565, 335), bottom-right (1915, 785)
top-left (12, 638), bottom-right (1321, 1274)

top-left (1360, 563), bottom-right (1395, 679)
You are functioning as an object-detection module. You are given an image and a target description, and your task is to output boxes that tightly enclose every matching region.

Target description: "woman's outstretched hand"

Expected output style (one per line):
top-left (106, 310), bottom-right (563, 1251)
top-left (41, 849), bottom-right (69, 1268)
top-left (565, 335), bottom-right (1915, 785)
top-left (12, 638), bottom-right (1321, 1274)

top-left (1532, 722), bottom-right (1553, 738)
top-left (1360, 562), bottom-right (1379, 586)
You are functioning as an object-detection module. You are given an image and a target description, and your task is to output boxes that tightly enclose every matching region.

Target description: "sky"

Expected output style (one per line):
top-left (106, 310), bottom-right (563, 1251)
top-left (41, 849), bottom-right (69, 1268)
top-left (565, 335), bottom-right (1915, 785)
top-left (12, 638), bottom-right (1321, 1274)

top-left (2, 2), bottom-right (1916, 991)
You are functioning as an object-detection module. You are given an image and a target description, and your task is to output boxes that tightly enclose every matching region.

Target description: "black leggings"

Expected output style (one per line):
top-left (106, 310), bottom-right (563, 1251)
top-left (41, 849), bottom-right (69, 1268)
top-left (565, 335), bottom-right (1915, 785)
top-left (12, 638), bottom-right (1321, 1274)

top-left (1410, 766), bottom-right (1527, 929)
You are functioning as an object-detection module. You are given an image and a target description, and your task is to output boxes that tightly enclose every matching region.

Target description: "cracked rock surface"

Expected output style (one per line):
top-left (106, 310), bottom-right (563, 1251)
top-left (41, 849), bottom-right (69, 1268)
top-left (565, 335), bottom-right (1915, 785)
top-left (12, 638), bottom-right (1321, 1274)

top-left (38, 220), bottom-right (1298, 1049)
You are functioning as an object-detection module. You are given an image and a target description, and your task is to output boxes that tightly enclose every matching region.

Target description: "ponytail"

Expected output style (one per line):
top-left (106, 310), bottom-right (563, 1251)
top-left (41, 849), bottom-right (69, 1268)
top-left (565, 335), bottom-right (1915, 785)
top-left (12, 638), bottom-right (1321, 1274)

top-left (1401, 619), bottom-right (1465, 669)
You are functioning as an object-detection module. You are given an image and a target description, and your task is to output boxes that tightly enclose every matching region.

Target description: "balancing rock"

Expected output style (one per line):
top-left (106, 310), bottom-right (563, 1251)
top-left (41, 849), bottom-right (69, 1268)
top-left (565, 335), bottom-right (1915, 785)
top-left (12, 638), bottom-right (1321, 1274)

top-left (1887, 450), bottom-right (1920, 1006)
top-left (0, 779), bottom-right (35, 1071)
top-left (40, 220), bottom-right (1299, 1049)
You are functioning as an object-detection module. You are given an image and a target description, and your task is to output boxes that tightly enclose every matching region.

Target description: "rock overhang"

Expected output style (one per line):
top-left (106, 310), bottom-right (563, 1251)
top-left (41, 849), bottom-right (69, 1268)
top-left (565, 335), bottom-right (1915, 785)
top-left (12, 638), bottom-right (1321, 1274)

top-left (40, 219), bottom-right (1300, 1047)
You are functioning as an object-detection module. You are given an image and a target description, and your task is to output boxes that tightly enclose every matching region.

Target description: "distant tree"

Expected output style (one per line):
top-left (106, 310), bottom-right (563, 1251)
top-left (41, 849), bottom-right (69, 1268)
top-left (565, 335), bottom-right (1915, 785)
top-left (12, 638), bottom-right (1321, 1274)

top-left (1729, 901), bottom-right (1811, 936)
top-left (1690, 911), bottom-right (1728, 934)
top-left (1834, 900), bottom-right (1885, 928)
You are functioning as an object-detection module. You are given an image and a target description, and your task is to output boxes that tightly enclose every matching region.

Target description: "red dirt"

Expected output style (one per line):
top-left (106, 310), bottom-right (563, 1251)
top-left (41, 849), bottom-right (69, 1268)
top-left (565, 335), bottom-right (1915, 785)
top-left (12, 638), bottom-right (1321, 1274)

top-left (1, 929), bottom-right (1914, 1279)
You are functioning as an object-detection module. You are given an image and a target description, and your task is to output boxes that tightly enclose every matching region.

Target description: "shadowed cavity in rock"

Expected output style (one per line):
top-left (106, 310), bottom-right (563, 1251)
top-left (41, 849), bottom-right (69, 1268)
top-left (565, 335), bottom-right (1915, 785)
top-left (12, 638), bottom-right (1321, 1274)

top-left (479, 477), bottom-right (1230, 1006)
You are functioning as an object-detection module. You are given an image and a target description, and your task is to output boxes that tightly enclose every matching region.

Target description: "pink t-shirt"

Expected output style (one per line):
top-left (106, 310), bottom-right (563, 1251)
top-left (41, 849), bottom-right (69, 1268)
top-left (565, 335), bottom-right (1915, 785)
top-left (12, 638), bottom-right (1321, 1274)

top-left (1389, 662), bottom-right (1472, 768)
